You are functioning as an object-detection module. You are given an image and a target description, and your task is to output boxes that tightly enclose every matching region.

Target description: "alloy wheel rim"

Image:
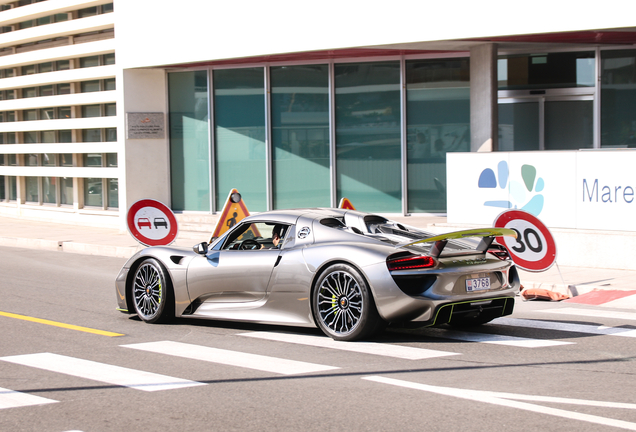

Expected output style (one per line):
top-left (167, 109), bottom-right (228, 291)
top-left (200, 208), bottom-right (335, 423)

top-left (317, 271), bottom-right (363, 335)
top-left (133, 263), bottom-right (162, 318)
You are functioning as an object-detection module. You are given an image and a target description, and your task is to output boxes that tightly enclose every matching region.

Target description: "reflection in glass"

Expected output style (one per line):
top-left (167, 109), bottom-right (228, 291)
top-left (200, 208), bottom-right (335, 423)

top-left (498, 52), bottom-right (595, 90)
top-left (271, 65), bottom-right (329, 209)
top-left (498, 102), bottom-right (540, 151)
top-left (335, 62), bottom-right (401, 212)
top-left (9, 176), bottom-right (16, 200)
top-left (168, 70), bottom-right (210, 211)
top-left (25, 177), bottom-right (38, 203)
top-left (84, 178), bottom-right (102, 207)
top-left (545, 100), bottom-right (593, 150)
top-left (214, 68), bottom-right (266, 211)
top-left (601, 49), bottom-right (636, 148)
top-left (406, 58), bottom-right (470, 212)
top-left (43, 177), bottom-right (55, 204)
top-left (108, 178), bottom-right (118, 208)
top-left (60, 177), bottom-right (73, 205)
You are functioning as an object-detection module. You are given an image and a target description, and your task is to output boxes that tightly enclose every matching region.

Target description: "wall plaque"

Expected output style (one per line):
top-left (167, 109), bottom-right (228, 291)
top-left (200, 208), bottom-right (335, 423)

top-left (126, 112), bottom-right (165, 139)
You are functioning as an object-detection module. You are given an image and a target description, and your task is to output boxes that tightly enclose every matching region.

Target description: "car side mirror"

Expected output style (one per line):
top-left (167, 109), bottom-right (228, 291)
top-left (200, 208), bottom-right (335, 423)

top-left (193, 242), bottom-right (208, 255)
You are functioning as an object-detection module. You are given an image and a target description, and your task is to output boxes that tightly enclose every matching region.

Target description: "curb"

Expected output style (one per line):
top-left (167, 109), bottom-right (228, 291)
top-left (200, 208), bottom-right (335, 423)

top-left (0, 237), bottom-right (140, 259)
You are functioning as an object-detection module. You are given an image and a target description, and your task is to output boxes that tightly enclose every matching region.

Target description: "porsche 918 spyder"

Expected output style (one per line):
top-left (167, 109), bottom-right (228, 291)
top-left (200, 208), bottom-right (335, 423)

top-left (115, 208), bottom-right (520, 341)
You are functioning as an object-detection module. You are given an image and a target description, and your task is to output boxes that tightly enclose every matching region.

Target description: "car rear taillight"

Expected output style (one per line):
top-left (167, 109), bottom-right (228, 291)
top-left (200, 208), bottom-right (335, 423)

top-left (387, 255), bottom-right (436, 271)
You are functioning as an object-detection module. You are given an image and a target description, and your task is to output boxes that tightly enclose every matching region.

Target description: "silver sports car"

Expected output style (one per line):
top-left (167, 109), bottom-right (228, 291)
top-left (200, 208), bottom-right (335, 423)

top-left (115, 208), bottom-right (521, 341)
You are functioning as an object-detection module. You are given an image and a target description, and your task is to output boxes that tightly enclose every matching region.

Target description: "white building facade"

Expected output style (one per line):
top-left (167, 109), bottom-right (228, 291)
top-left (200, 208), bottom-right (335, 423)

top-left (1, 1), bottom-right (635, 249)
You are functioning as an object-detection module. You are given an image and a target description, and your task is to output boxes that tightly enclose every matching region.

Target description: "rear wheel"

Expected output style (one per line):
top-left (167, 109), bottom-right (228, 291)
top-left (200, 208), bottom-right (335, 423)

top-left (312, 263), bottom-right (383, 341)
top-left (132, 258), bottom-right (173, 323)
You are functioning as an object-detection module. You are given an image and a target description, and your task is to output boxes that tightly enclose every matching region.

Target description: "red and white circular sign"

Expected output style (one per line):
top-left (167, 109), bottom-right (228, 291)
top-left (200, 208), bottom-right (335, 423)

top-left (127, 199), bottom-right (178, 247)
top-left (493, 209), bottom-right (556, 272)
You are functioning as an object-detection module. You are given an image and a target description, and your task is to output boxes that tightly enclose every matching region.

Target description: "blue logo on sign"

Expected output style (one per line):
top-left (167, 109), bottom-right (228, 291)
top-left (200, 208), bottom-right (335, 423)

top-left (478, 161), bottom-right (545, 216)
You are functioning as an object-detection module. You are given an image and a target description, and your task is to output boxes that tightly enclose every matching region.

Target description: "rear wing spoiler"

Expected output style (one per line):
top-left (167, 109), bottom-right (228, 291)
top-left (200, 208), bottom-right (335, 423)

top-left (395, 228), bottom-right (517, 259)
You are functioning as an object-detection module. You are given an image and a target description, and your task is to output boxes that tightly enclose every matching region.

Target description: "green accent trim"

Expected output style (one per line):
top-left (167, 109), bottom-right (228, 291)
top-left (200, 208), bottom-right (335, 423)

top-left (428, 296), bottom-right (514, 327)
top-left (116, 308), bottom-right (129, 313)
top-left (399, 228), bottom-right (517, 248)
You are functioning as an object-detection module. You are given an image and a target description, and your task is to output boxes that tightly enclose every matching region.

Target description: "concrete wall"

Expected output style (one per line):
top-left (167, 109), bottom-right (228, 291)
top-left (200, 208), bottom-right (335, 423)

top-left (113, 0), bottom-right (635, 69)
top-left (117, 68), bottom-right (170, 230)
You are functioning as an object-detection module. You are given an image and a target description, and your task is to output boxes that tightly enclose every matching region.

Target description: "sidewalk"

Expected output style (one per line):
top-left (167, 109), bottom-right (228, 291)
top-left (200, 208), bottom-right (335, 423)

top-left (1, 215), bottom-right (634, 308)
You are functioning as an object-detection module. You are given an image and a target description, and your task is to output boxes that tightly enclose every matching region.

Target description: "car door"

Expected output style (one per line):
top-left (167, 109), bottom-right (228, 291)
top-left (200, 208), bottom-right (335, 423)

top-left (185, 221), bottom-right (287, 303)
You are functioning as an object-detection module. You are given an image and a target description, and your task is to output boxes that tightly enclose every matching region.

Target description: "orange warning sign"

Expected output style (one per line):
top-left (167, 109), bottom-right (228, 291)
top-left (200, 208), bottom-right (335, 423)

top-left (211, 189), bottom-right (250, 241)
top-left (338, 197), bottom-right (356, 210)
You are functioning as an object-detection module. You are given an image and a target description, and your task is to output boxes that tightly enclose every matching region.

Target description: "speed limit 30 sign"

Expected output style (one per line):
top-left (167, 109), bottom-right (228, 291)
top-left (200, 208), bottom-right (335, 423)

top-left (493, 209), bottom-right (556, 272)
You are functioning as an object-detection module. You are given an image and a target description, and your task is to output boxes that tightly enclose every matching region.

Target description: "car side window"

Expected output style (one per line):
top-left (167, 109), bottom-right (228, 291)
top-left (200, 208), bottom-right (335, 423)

top-left (221, 222), bottom-right (289, 251)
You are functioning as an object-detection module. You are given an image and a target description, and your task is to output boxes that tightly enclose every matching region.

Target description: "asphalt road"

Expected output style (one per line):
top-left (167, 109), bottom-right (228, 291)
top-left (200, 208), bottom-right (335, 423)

top-left (1, 246), bottom-right (636, 432)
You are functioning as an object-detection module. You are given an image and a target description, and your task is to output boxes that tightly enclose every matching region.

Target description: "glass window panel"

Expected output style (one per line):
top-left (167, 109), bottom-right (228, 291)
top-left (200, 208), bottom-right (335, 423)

top-left (6, 111), bottom-right (14, 122)
top-left (39, 85), bottom-right (53, 96)
top-left (82, 128), bottom-right (101, 143)
top-left (6, 90), bottom-right (14, 100)
top-left (104, 53), bottom-right (115, 65)
top-left (41, 130), bottom-right (55, 143)
top-left (37, 16), bottom-right (51, 25)
top-left (498, 52), bottom-right (595, 90)
top-left (105, 128), bottom-right (117, 141)
top-left (59, 107), bottom-right (71, 119)
top-left (21, 65), bottom-right (36, 75)
top-left (498, 102), bottom-right (540, 151)
top-left (9, 176), bottom-right (16, 200)
top-left (105, 103), bottom-right (116, 116)
top-left (8, 154), bottom-right (16, 165)
top-left (169, 70), bottom-right (210, 211)
top-left (60, 154), bottom-right (72, 166)
top-left (42, 153), bottom-right (55, 166)
top-left (54, 13), bottom-right (68, 22)
top-left (106, 153), bottom-right (117, 167)
top-left (102, 3), bottom-right (114, 13)
top-left (7, 132), bottom-right (15, 143)
top-left (0, 175), bottom-right (4, 200)
top-left (545, 100), bottom-right (593, 150)
top-left (84, 153), bottom-right (102, 167)
top-left (81, 80), bottom-right (101, 93)
top-left (25, 176), bottom-right (38, 202)
top-left (39, 108), bottom-right (54, 120)
top-left (24, 132), bottom-right (37, 144)
top-left (104, 78), bottom-right (116, 90)
top-left (271, 65), bottom-right (330, 209)
top-left (78, 7), bottom-right (97, 17)
top-left (26, 153), bottom-right (38, 165)
top-left (84, 178), bottom-right (102, 206)
top-left (0, 154), bottom-right (4, 164)
top-left (213, 68), bottom-right (266, 212)
top-left (60, 177), bottom-right (73, 204)
top-left (59, 130), bottom-right (71, 142)
top-left (23, 110), bottom-right (37, 121)
top-left (56, 60), bottom-right (70, 70)
top-left (82, 105), bottom-right (101, 117)
top-left (107, 178), bottom-right (118, 208)
top-left (22, 87), bottom-right (36, 98)
top-left (406, 58), bottom-right (471, 213)
top-left (335, 61), bottom-right (401, 212)
top-left (57, 83), bottom-right (70, 94)
top-left (601, 49), bottom-right (636, 148)
top-left (80, 56), bottom-right (99, 68)
top-left (42, 176), bottom-right (55, 203)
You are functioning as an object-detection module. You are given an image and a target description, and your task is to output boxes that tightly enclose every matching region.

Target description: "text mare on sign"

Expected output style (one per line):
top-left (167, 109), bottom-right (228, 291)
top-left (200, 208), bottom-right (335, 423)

top-left (126, 112), bottom-right (165, 139)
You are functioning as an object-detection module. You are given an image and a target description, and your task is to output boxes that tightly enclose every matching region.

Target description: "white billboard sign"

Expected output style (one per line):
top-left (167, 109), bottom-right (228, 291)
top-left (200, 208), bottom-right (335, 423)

top-left (447, 150), bottom-right (636, 232)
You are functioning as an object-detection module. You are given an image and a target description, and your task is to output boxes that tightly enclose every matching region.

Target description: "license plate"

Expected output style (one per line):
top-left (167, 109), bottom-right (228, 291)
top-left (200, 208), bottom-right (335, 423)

top-left (466, 277), bottom-right (490, 292)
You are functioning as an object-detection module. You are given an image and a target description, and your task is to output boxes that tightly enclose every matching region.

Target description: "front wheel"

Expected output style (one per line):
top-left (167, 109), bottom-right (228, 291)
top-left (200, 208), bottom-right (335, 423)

top-left (312, 263), bottom-right (383, 341)
top-left (132, 258), bottom-right (173, 323)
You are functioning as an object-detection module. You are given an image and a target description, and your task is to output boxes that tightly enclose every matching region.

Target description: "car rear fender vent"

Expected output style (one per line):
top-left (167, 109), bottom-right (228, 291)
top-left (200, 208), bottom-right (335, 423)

top-left (170, 255), bottom-right (185, 265)
top-left (391, 274), bottom-right (437, 296)
top-left (434, 298), bottom-right (512, 325)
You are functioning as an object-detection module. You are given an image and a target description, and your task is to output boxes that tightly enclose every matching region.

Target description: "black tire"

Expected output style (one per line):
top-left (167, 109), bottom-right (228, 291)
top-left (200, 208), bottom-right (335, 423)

top-left (312, 263), bottom-right (383, 341)
top-left (132, 258), bottom-right (174, 323)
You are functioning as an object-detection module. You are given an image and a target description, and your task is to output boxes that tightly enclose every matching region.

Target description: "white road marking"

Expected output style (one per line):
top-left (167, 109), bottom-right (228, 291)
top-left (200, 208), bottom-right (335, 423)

top-left (122, 341), bottom-right (339, 375)
top-left (239, 332), bottom-right (460, 360)
top-left (0, 353), bottom-right (204, 392)
top-left (492, 317), bottom-right (636, 338)
top-left (539, 307), bottom-right (636, 321)
top-left (364, 376), bottom-right (636, 431)
top-left (0, 386), bottom-right (57, 409)
top-left (435, 329), bottom-right (573, 347)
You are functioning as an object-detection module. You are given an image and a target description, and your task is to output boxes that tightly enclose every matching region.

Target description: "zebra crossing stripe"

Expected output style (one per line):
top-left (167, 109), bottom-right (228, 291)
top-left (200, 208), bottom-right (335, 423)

top-left (492, 317), bottom-right (636, 337)
top-left (0, 353), bottom-right (204, 392)
top-left (0, 386), bottom-right (57, 409)
top-left (239, 332), bottom-right (460, 360)
top-left (539, 307), bottom-right (636, 322)
top-left (121, 341), bottom-right (339, 375)
top-left (434, 329), bottom-right (574, 347)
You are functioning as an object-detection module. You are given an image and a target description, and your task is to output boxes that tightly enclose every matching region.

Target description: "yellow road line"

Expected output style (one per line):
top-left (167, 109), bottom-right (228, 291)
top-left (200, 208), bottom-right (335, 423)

top-left (0, 311), bottom-right (124, 337)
